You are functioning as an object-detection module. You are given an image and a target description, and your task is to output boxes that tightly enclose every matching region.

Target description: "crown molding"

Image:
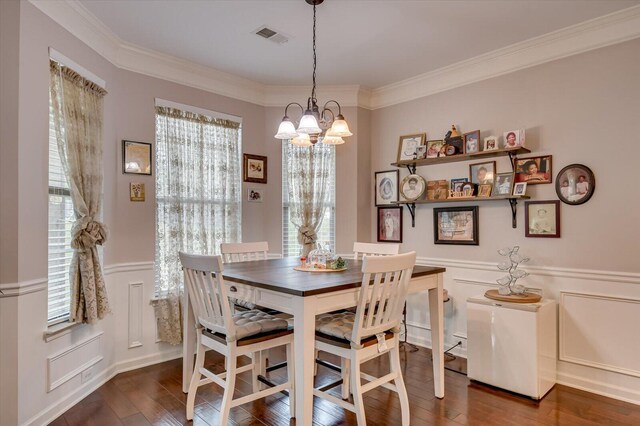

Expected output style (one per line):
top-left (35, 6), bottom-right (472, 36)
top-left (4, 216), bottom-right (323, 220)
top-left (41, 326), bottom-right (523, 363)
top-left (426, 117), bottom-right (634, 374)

top-left (30, 1), bottom-right (640, 110)
top-left (369, 5), bottom-right (640, 109)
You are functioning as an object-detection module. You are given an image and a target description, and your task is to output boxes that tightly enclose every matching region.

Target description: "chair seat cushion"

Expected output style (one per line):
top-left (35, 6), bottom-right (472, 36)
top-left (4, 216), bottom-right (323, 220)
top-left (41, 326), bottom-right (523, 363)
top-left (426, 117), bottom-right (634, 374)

top-left (315, 311), bottom-right (356, 340)
top-left (232, 310), bottom-right (290, 340)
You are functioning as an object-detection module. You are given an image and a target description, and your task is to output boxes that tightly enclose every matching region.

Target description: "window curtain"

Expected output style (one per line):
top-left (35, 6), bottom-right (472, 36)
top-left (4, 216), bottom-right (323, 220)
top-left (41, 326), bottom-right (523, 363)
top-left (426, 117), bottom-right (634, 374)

top-left (284, 142), bottom-right (334, 256)
top-left (49, 60), bottom-right (110, 324)
top-left (153, 106), bottom-right (241, 345)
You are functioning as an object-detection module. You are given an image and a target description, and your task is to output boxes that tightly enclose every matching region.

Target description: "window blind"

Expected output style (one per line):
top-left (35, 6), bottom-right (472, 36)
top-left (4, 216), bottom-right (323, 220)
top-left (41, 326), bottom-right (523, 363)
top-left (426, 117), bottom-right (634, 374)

top-left (281, 142), bottom-right (336, 257)
top-left (48, 100), bottom-right (74, 323)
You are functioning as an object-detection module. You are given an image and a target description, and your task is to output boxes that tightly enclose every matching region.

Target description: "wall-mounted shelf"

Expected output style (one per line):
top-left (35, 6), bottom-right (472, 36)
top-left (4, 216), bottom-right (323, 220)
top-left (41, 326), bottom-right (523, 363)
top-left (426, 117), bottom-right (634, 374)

top-left (395, 196), bottom-right (530, 228)
top-left (391, 146), bottom-right (533, 229)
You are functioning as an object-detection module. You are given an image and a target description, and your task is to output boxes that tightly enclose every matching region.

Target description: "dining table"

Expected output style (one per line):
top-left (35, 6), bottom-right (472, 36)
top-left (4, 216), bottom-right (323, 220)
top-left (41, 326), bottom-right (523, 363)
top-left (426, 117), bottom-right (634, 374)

top-left (181, 257), bottom-right (446, 424)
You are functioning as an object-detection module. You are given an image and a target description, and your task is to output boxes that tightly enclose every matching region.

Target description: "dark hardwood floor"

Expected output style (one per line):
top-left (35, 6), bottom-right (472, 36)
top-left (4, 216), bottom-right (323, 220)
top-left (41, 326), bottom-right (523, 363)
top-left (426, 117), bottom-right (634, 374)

top-left (50, 346), bottom-right (640, 425)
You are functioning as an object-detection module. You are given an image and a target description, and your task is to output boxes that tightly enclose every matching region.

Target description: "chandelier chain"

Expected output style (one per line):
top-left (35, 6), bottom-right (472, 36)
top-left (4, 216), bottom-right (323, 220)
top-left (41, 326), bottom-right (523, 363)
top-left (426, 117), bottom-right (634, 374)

top-left (312, 2), bottom-right (317, 104)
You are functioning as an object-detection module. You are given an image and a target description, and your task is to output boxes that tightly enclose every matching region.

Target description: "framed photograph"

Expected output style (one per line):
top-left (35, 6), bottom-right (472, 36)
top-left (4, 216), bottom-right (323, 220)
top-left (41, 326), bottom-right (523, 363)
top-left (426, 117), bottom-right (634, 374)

top-left (433, 206), bottom-right (479, 245)
top-left (478, 184), bottom-right (492, 198)
top-left (525, 200), bottom-right (560, 238)
top-left (400, 174), bottom-right (426, 201)
top-left (426, 140), bottom-right (444, 158)
top-left (483, 136), bottom-right (499, 151)
top-left (122, 140), bottom-right (152, 175)
top-left (514, 155), bottom-right (552, 185)
top-left (469, 160), bottom-right (496, 186)
top-left (243, 154), bottom-right (267, 184)
top-left (447, 136), bottom-right (465, 155)
top-left (427, 180), bottom-right (449, 200)
top-left (461, 182), bottom-right (477, 197)
top-left (450, 177), bottom-right (468, 192)
top-left (513, 182), bottom-right (527, 196)
top-left (503, 129), bottom-right (525, 149)
top-left (247, 188), bottom-right (264, 202)
top-left (396, 133), bottom-right (426, 162)
top-left (415, 145), bottom-right (427, 160)
top-left (463, 130), bottom-right (481, 154)
top-left (129, 182), bottom-right (145, 202)
top-left (556, 164), bottom-right (595, 205)
top-left (375, 170), bottom-right (399, 206)
top-left (493, 172), bottom-right (514, 196)
top-left (378, 206), bottom-right (403, 243)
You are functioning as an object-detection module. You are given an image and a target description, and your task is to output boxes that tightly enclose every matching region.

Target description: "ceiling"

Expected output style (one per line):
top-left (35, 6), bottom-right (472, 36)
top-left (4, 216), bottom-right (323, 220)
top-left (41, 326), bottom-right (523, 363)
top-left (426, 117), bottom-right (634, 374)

top-left (79, 0), bottom-right (639, 88)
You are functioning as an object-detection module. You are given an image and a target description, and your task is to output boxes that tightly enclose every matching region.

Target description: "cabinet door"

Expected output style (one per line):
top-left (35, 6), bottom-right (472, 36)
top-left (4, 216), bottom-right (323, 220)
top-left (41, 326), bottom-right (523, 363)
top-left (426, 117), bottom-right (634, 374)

top-left (467, 302), bottom-right (538, 397)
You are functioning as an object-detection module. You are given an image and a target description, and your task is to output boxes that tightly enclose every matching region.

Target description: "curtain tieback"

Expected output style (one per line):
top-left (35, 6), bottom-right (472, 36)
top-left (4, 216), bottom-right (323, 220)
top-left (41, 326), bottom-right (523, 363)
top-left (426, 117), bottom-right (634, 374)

top-left (71, 216), bottom-right (108, 251)
top-left (298, 226), bottom-right (317, 245)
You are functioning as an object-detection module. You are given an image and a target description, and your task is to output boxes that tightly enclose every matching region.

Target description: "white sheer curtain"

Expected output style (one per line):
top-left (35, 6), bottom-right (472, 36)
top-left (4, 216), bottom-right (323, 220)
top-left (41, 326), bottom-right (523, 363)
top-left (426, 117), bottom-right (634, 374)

top-left (284, 142), bottom-right (335, 256)
top-left (153, 106), bottom-right (242, 344)
top-left (49, 60), bottom-right (110, 324)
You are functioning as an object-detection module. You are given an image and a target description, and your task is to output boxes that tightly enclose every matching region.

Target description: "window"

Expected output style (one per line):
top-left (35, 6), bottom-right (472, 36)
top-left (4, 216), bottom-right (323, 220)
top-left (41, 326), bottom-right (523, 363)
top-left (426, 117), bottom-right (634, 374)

top-left (47, 98), bottom-right (74, 324)
top-left (282, 142), bottom-right (336, 257)
top-left (154, 104), bottom-right (242, 296)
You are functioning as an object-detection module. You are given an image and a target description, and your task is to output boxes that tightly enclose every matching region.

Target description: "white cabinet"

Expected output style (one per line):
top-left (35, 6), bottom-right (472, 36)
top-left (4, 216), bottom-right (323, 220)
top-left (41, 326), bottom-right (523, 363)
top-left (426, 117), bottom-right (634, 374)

top-left (467, 296), bottom-right (557, 399)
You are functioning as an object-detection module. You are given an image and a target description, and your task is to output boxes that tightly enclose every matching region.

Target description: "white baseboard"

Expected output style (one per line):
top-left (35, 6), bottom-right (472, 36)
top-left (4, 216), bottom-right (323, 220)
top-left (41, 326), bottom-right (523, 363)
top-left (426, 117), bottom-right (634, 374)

top-left (557, 371), bottom-right (640, 406)
top-left (25, 348), bottom-right (182, 426)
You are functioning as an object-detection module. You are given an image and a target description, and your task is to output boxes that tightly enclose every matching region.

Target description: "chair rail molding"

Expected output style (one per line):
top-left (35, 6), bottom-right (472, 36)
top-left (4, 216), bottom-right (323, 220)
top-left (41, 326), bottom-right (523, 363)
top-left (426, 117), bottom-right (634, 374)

top-left (0, 277), bottom-right (47, 297)
top-left (29, 0), bottom-right (640, 109)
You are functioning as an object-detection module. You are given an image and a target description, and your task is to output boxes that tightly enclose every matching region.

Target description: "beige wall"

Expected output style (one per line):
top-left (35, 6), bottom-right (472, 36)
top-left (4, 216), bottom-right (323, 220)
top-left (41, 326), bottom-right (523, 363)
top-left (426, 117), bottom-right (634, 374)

top-left (371, 38), bottom-right (640, 272)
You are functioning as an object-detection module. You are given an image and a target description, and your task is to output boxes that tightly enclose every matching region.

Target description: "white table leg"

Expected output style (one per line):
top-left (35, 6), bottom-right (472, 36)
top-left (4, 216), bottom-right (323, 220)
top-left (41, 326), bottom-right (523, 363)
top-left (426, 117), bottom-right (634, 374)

top-left (428, 274), bottom-right (445, 398)
top-left (182, 288), bottom-right (196, 393)
top-left (293, 295), bottom-right (317, 423)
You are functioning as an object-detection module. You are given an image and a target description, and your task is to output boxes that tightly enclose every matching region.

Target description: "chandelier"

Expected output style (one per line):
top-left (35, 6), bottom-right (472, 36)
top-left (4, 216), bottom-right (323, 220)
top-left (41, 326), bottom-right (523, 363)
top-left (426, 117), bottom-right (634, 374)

top-left (274, 0), bottom-right (353, 147)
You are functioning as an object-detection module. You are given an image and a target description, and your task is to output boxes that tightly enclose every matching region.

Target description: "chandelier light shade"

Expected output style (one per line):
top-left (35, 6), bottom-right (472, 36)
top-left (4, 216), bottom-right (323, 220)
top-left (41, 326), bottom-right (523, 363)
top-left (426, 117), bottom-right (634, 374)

top-left (274, 0), bottom-right (353, 146)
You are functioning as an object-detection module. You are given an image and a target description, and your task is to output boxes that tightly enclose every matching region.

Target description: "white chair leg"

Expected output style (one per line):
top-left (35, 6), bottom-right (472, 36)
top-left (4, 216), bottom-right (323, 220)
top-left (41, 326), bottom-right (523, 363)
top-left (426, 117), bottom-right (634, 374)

top-left (220, 348), bottom-right (237, 426)
top-left (286, 343), bottom-right (295, 418)
top-left (350, 353), bottom-right (366, 426)
top-left (390, 344), bottom-right (410, 426)
top-left (341, 357), bottom-right (350, 400)
top-left (186, 335), bottom-right (205, 420)
top-left (252, 351), bottom-right (263, 393)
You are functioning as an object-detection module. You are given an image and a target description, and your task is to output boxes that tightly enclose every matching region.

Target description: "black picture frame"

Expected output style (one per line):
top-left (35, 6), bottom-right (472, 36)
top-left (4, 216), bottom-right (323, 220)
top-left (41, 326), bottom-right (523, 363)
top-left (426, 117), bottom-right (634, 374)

top-left (122, 140), bottom-right (152, 175)
top-left (243, 153), bottom-right (268, 184)
top-left (555, 164), bottom-right (595, 205)
top-left (377, 206), bottom-right (403, 243)
top-left (433, 206), bottom-right (479, 245)
top-left (374, 170), bottom-right (399, 206)
top-left (525, 200), bottom-right (561, 238)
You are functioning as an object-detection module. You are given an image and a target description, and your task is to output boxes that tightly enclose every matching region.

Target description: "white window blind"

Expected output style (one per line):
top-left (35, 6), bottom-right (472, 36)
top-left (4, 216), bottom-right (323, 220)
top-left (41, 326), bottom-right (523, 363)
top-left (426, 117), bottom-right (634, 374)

top-left (48, 98), bottom-right (74, 323)
top-left (282, 142), bottom-right (336, 257)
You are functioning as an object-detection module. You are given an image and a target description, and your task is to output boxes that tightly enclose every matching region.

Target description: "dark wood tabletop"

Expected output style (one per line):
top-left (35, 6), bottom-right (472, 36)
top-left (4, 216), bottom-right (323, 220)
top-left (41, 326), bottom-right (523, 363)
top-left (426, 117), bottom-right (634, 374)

top-left (221, 257), bottom-right (445, 297)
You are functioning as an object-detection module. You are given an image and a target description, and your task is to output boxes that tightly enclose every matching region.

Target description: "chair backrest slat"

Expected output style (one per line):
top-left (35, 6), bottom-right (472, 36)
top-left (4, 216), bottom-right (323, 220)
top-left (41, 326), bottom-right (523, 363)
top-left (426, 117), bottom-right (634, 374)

top-left (220, 241), bottom-right (269, 264)
top-left (179, 252), bottom-right (237, 340)
top-left (351, 252), bottom-right (416, 346)
top-left (353, 242), bottom-right (400, 261)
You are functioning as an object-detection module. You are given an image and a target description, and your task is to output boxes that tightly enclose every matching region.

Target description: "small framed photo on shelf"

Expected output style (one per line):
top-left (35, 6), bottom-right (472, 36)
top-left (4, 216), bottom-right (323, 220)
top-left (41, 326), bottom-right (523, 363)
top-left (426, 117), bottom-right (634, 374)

top-left (556, 164), bottom-right (595, 205)
top-left (123, 140), bottom-right (152, 175)
top-left (426, 140), bottom-right (444, 158)
top-left (378, 206), bottom-right (403, 243)
top-left (513, 182), bottom-right (527, 196)
top-left (525, 200), bottom-right (560, 238)
top-left (247, 188), bottom-right (264, 202)
top-left (478, 184), bottom-right (492, 198)
top-left (243, 153), bottom-right (267, 184)
top-left (463, 130), bottom-right (481, 154)
top-left (461, 182), bottom-right (477, 197)
top-left (433, 206), bottom-right (479, 245)
top-left (397, 133), bottom-right (426, 162)
top-left (469, 160), bottom-right (496, 186)
top-left (446, 137), bottom-right (465, 155)
top-left (450, 178), bottom-right (468, 192)
top-left (427, 180), bottom-right (449, 200)
top-left (483, 136), bottom-right (499, 151)
top-left (514, 155), bottom-right (552, 185)
top-left (415, 145), bottom-right (427, 160)
top-left (129, 182), bottom-right (145, 201)
top-left (503, 129), bottom-right (525, 149)
top-left (493, 172), bottom-right (514, 196)
top-left (375, 170), bottom-right (399, 206)
top-left (400, 174), bottom-right (426, 201)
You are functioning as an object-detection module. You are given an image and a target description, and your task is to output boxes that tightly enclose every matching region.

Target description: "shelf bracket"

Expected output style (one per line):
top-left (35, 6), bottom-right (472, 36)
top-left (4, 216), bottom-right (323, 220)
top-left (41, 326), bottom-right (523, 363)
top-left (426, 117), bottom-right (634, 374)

top-left (406, 164), bottom-right (417, 175)
top-left (508, 152), bottom-right (517, 172)
top-left (508, 198), bottom-right (518, 228)
top-left (406, 203), bottom-right (416, 227)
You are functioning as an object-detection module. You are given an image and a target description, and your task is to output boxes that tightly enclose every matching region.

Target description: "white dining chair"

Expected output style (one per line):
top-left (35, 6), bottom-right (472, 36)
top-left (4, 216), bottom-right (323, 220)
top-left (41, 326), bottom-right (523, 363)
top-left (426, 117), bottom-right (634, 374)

top-left (353, 242), bottom-right (400, 260)
top-left (179, 252), bottom-right (295, 424)
top-left (313, 251), bottom-right (416, 426)
top-left (220, 241), bottom-right (270, 311)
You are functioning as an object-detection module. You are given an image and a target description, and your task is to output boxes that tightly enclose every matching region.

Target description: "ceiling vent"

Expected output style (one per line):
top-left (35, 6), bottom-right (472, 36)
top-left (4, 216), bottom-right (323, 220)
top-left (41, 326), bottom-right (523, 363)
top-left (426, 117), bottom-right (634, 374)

top-left (254, 26), bottom-right (289, 44)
